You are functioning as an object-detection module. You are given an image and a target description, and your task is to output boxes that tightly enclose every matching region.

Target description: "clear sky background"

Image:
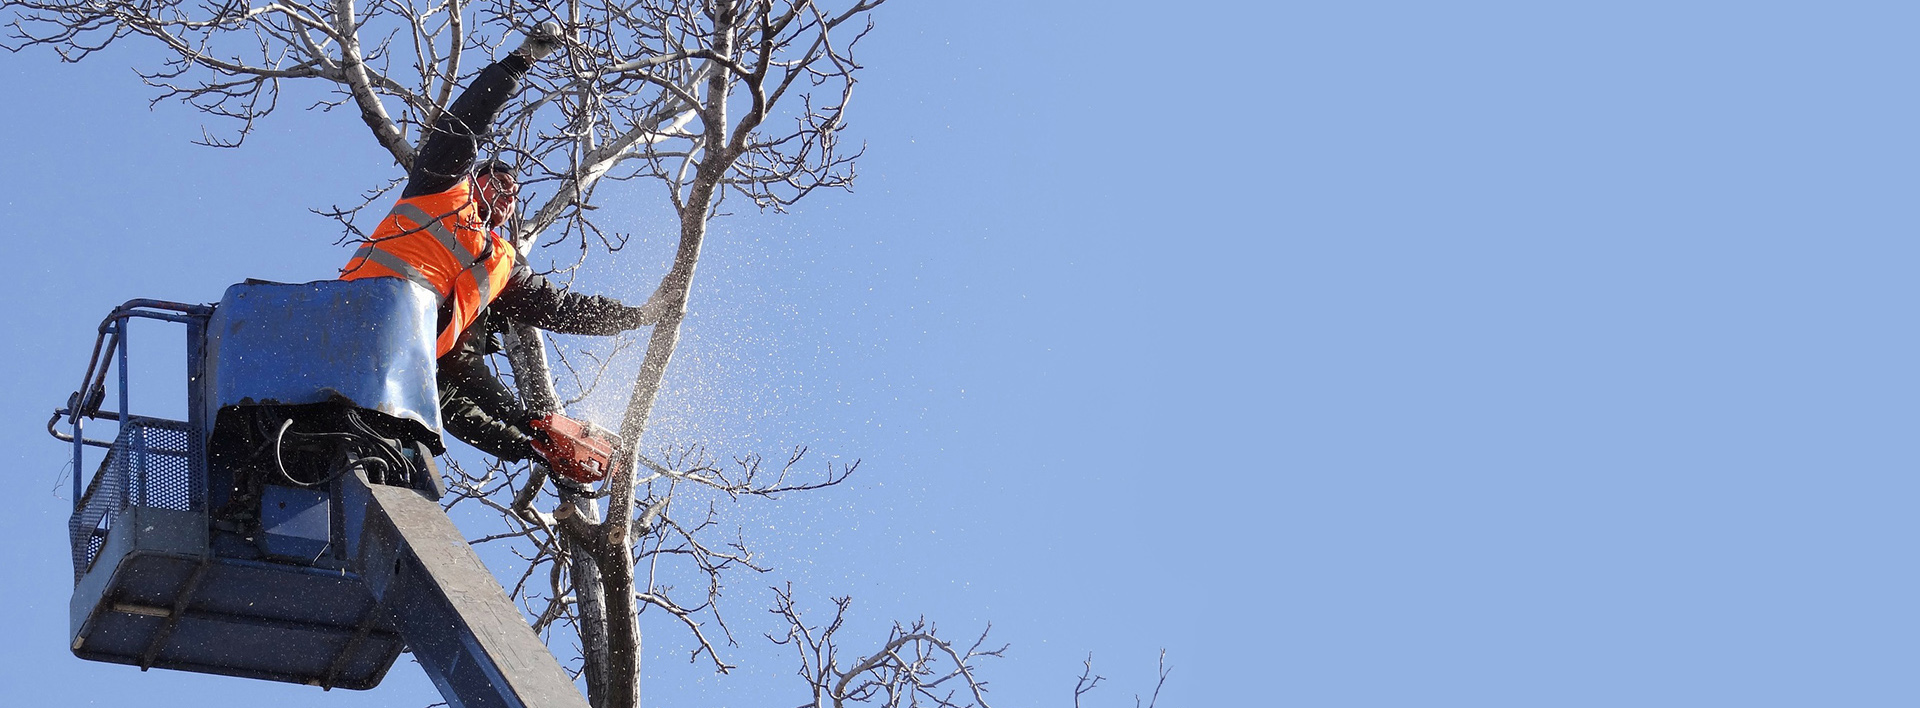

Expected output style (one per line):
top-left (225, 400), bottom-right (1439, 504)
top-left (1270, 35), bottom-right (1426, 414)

top-left (3, 1), bottom-right (1918, 706)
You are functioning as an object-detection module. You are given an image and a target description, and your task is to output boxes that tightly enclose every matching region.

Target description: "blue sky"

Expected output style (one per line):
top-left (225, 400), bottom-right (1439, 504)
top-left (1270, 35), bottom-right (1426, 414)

top-left (4, 1), bottom-right (1918, 706)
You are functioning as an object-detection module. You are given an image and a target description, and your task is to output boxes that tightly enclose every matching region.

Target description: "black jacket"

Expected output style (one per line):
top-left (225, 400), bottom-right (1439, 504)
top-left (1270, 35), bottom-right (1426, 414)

top-left (410, 54), bottom-right (639, 461)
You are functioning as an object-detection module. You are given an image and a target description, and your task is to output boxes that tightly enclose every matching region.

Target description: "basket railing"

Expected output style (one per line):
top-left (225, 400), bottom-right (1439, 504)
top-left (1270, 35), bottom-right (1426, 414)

top-left (51, 299), bottom-right (212, 583)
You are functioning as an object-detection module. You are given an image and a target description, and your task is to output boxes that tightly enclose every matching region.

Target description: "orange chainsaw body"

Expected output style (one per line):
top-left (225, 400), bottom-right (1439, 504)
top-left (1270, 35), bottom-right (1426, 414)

top-left (527, 413), bottom-right (618, 483)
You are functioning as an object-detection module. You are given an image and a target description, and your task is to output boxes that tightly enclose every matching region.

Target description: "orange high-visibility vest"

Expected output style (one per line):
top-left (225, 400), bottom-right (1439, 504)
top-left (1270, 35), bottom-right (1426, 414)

top-left (339, 179), bottom-right (516, 357)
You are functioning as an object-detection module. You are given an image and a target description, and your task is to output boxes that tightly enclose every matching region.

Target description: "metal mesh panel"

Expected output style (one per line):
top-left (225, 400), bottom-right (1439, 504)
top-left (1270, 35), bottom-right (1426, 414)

top-left (129, 423), bottom-right (198, 511)
top-left (68, 453), bottom-right (122, 583)
top-left (68, 418), bottom-right (201, 582)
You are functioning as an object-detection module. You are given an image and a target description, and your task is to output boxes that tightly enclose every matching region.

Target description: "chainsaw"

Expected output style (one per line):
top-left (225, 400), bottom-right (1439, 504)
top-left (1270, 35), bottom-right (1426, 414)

top-left (527, 413), bottom-right (619, 484)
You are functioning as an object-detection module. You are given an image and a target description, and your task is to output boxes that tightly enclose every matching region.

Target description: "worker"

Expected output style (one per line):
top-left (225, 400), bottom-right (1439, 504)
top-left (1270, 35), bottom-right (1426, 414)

top-left (341, 22), bottom-right (660, 463)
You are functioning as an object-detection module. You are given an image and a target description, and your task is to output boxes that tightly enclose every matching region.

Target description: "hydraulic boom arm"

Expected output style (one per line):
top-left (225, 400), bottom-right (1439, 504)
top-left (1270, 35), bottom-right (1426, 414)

top-left (346, 470), bottom-right (590, 708)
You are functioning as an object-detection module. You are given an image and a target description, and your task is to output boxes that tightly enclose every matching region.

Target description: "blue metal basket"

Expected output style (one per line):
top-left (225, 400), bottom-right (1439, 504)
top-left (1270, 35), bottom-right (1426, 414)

top-left (54, 280), bottom-right (587, 707)
top-left (59, 281), bottom-right (441, 689)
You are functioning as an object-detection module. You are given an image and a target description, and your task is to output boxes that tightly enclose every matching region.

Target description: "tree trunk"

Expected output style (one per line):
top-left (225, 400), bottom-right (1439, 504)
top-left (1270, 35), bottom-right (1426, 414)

top-left (503, 324), bottom-right (611, 707)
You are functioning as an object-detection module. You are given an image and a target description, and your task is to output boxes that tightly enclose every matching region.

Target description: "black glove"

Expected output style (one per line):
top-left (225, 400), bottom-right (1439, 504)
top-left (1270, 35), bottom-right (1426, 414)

top-left (612, 295), bottom-right (670, 330)
top-left (514, 21), bottom-right (567, 61)
top-left (524, 418), bottom-right (554, 464)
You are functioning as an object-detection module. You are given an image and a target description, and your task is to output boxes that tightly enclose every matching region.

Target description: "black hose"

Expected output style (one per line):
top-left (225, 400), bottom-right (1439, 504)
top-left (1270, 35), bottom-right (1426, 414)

top-left (267, 408), bottom-right (418, 488)
top-left (274, 418), bottom-right (353, 487)
top-left (344, 409), bottom-right (412, 485)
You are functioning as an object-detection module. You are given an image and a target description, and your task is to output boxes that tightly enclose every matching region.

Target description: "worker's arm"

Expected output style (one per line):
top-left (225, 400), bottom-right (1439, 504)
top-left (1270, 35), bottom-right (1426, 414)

top-left (488, 261), bottom-right (664, 335)
top-left (440, 257), bottom-right (656, 461)
top-left (437, 333), bottom-right (539, 461)
top-left (402, 25), bottom-right (564, 197)
top-left (402, 56), bottom-right (534, 198)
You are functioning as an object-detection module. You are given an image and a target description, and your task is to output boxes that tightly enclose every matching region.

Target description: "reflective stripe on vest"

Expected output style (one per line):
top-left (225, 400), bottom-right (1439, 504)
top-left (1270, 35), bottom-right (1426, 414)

top-left (389, 202), bottom-right (494, 307)
top-left (347, 244), bottom-right (442, 300)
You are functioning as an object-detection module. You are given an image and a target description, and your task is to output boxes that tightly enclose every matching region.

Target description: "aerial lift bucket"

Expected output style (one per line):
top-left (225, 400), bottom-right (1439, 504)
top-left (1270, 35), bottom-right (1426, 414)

top-left (53, 279), bottom-right (588, 708)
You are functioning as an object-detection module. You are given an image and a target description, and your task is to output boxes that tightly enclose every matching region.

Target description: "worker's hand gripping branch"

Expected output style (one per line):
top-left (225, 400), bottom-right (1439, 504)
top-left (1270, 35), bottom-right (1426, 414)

top-left (514, 21), bottom-right (569, 62)
top-left (615, 291), bottom-right (673, 329)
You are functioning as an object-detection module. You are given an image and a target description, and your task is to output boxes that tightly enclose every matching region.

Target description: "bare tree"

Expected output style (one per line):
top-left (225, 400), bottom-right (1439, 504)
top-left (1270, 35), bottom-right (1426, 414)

top-left (1073, 651), bottom-right (1170, 708)
top-left (6, 1), bottom-right (1003, 706)
top-left (771, 585), bottom-right (1007, 708)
